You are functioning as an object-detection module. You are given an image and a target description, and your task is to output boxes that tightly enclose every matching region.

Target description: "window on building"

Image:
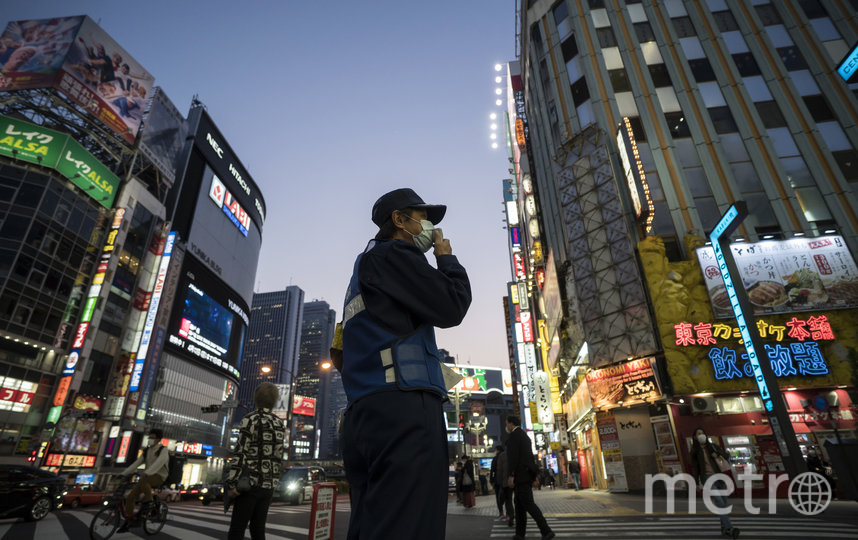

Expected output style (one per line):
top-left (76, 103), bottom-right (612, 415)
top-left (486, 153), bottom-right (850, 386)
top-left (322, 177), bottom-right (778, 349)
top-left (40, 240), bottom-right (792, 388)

top-left (609, 69), bottom-right (632, 92)
top-left (561, 34), bottom-right (579, 62)
top-left (732, 52), bottom-right (761, 76)
top-left (802, 94), bottom-right (835, 122)
top-left (597, 27), bottom-right (617, 48)
top-left (712, 10), bottom-right (740, 32)
top-left (832, 149), bottom-right (858, 182)
top-left (777, 46), bottom-right (808, 70)
top-left (634, 22), bottom-right (656, 43)
top-left (553, 1), bottom-right (569, 24)
top-left (672, 16), bottom-right (697, 38)
top-left (755, 4), bottom-right (782, 26)
top-left (588, 0), bottom-right (605, 8)
top-left (571, 76), bottom-right (590, 107)
top-left (531, 24), bottom-right (544, 57)
top-left (798, 0), bottom-right (827, 19)
top-left (648, 63), bottom-right (672, 87)
top-left (709, 106), bottom-right (739, 134)
top-left (688, 58), bottom-right (717, 83)
top-left (665, 111), bottom-right (691, 138)
top-left (754, 101), bottom-right (787, 129)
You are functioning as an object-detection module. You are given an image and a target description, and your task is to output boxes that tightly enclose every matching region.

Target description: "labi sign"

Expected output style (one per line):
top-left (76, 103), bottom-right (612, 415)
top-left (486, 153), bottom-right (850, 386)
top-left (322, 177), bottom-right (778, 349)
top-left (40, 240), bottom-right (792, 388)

top-left (0, 114), bottom-right (119, 208)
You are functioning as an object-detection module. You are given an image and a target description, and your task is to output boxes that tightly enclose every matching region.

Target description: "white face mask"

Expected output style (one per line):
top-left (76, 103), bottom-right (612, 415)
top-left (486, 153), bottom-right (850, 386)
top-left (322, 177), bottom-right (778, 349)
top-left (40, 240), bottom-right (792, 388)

top-left (696, 434), bottom-right (707, 444)
top-left (403, 214), bottom-right (434, 253)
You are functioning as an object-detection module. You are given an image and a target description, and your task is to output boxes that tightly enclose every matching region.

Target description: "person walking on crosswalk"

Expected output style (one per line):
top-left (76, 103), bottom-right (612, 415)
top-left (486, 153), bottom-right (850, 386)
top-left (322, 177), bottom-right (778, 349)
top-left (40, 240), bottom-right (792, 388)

top-left (690, 427), bottom-right (740, 539)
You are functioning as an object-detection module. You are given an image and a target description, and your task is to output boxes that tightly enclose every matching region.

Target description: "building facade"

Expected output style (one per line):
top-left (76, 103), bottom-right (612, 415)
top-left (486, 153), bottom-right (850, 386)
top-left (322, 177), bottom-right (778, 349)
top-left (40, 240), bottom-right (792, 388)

top-left (291, 300), bottom-right (336, 460)
top-left (237, 286), bottom-right (304, 423)
top-left (504, 0), bottom-right (858, 492)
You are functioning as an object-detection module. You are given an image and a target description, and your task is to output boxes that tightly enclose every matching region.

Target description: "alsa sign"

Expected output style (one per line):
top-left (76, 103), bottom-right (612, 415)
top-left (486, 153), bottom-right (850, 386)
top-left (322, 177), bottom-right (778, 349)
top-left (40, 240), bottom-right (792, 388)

top-left (209, 175), bottom-right (251, 237)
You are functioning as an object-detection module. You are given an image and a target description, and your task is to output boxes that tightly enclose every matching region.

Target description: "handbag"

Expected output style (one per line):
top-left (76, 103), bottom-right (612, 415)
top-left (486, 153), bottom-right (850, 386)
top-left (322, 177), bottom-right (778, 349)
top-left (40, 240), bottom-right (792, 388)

top-left (713, 453), bottom-right (731, 473)
top-left (462, 468), bottom-right (473, 486)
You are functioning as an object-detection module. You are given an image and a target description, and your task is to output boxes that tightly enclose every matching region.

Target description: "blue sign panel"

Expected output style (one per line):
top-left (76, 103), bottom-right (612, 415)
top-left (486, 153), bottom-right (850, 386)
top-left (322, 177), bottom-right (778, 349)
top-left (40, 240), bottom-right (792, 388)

top-left (709, 205), bottom-right (776, 412)
top-left (837, 42), bottom-right (858, 82)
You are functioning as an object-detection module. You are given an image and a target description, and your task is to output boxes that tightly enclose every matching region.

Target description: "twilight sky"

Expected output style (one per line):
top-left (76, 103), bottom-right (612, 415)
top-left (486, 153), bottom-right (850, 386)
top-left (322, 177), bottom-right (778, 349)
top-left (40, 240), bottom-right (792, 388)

top-left (3, 1), bottom-right (517, 369)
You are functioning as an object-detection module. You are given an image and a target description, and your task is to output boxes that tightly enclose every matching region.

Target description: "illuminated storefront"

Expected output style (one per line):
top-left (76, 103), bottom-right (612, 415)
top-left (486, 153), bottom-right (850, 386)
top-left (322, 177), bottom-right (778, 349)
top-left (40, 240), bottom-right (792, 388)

top-left (638, 234), bottom-right (858, 494)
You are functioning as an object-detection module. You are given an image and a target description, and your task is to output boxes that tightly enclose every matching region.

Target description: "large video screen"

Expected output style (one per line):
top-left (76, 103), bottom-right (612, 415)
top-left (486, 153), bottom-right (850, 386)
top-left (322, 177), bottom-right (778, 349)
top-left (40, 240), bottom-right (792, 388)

top-left (166, 257), bottom-right (248, 379)
top-left (177, 282), bottom-right (234, 360)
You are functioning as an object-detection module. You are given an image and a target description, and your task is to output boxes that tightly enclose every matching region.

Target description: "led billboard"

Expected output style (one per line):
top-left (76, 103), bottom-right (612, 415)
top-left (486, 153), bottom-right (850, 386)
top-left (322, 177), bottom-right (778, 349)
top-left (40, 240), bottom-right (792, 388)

top-left (165, 256), bottom-right (248, 379)
top-left (0, 16), bottom-right (155, 144)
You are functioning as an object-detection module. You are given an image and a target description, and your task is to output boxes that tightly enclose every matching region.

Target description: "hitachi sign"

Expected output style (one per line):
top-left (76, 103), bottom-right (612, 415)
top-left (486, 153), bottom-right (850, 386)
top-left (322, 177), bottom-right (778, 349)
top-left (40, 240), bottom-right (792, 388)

top-left (228, 163), bottom-right (250, 195)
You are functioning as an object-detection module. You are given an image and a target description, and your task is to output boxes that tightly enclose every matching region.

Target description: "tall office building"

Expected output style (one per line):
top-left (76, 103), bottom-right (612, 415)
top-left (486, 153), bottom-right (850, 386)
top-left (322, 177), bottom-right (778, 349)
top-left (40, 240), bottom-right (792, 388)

top-left (237, 286), bottom-right (304, 421)
top-left (506, 0), bottom-right (858, 491)
top-left (291, 300), bottom-right (336, 459)
top-left (316, 368), bottom-right (346, 460)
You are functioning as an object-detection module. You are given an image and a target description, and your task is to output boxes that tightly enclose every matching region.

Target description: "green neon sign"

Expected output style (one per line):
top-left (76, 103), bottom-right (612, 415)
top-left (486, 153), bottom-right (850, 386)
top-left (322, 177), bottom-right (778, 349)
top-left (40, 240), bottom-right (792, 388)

top-left (0, 114), bottom-right (119, 208)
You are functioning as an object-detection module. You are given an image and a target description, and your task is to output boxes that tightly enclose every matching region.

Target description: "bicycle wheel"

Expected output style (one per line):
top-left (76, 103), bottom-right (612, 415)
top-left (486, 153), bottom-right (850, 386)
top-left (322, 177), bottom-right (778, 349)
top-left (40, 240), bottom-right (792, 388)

top-left (143, 501), bottom-right (168, 535)
top-left (90, 504), bottom-right (120, 540)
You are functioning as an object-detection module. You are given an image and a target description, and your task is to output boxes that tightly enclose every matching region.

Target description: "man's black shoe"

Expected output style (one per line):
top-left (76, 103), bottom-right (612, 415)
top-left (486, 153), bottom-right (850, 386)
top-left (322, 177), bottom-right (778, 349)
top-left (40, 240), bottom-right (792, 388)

top-left (117, 520), bottom-right (131, 533)
top-left (542, 532), bottom-right (556, 540)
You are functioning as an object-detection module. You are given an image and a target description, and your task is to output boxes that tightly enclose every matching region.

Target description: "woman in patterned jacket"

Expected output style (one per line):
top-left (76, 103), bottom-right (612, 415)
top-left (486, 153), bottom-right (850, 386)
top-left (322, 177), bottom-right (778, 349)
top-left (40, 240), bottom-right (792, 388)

top-left (226, 382), bottom-right (286, 540)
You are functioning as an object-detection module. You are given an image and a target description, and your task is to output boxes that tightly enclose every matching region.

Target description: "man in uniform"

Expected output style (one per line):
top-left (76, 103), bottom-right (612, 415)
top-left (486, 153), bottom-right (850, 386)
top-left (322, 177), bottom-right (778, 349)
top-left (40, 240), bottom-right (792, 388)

top-left (340, 188), bottom-right (471, 539)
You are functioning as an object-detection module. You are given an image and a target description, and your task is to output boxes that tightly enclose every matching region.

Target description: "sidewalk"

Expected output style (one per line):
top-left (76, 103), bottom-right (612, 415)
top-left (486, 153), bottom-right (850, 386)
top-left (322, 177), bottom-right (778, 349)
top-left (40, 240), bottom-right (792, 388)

top-left (447, 486), bottom-right (858, 524)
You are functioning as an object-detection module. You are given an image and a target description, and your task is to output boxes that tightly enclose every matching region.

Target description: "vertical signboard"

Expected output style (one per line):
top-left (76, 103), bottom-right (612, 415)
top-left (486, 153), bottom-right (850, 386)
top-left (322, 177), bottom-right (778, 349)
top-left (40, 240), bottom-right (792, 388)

top-left (129, 232), bottom-right (176, 391)
top-left (532, 371), bottom-right (553, 425)
top-left (52, 208), bottom-right (125, 409)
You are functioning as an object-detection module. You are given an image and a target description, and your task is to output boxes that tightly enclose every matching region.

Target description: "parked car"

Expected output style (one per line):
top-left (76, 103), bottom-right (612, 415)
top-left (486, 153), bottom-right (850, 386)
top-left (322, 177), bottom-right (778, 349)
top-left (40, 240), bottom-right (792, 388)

top-left (0, 465), bottom-right (67, 521)
top-left (199, 484), bottom-right (223, 505)
top-left (63, 484), bottom-right (109, 508)
top-left (274, 466), bottom-right (326, 505)
top-left (155, 485), bottom-right (181, 503)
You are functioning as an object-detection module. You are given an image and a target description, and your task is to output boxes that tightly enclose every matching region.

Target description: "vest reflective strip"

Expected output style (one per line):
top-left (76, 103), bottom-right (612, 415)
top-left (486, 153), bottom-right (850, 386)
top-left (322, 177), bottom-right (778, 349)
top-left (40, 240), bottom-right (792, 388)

top-left (343, 294), bottom-right (365, 325)
top-left (381, 348), bottom-right (395, 382)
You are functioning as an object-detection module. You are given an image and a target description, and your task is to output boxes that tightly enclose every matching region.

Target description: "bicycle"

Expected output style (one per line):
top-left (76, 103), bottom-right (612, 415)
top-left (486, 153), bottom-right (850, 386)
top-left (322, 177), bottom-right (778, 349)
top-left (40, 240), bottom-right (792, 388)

top-left (89, 474), bottom-right (169, 539)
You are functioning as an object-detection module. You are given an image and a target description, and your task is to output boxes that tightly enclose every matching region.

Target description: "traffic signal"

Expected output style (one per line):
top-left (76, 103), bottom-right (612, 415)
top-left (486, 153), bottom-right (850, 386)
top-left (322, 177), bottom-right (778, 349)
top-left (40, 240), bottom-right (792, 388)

top-left (27, 450), bottom-right (37, 463)
top-left (458, 413), bottom-right (465, 429)
top-left (201, 405), bottom-right (220, 413)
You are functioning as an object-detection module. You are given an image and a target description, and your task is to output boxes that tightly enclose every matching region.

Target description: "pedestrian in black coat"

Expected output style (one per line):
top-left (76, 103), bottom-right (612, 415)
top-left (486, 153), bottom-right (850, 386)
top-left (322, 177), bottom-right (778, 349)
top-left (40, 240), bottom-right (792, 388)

top-left (504, 415), bottom-right (555, 540)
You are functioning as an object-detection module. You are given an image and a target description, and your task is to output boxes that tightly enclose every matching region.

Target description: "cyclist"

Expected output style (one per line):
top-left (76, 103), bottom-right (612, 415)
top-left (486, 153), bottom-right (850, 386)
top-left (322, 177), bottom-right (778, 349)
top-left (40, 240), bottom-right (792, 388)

top-left (118, 428), bottom-right (169, 532)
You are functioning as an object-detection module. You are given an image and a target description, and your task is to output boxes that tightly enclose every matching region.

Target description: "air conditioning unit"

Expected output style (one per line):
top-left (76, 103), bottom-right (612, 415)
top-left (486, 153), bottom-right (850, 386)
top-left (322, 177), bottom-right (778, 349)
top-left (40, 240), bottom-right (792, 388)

top-left (691, 396), bottom-right (717, 414)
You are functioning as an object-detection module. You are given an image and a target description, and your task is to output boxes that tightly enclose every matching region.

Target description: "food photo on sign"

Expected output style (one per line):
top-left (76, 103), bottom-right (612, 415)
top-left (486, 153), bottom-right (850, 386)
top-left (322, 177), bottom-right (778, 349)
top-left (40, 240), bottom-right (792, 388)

top-left (695, 236), bottom-right (858, 318)
top-left (585, 358), bottom-right (662, 410)
top-left (637, 235), bottom-right (858, 396)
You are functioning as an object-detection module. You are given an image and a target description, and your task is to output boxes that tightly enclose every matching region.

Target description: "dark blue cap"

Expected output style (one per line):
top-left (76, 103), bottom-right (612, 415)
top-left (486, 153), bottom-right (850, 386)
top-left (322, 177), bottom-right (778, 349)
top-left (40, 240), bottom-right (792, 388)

top-left (371, 188), bottom-right (446, 227)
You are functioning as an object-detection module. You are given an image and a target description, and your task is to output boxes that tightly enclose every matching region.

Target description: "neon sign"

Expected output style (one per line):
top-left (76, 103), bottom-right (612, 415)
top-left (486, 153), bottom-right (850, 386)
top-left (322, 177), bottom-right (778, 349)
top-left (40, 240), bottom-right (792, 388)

top-left (674, 315), bottom-right (835, 346)
top-left (709, 342), bottom-right (829, 380)
top-left (129, 232), bottom-right (176, 391)
top-left (710, 205), bottom-right (777, 412)
top-left (209, 175), bottom-right (250, 237)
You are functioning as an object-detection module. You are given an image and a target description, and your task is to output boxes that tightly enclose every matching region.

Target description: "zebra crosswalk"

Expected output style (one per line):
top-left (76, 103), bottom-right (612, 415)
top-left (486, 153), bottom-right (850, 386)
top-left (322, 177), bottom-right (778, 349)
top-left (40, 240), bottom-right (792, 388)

top-left (0, 499), bottom-right (352, 540)
top-left (489, 515), bottom-right (858, 539)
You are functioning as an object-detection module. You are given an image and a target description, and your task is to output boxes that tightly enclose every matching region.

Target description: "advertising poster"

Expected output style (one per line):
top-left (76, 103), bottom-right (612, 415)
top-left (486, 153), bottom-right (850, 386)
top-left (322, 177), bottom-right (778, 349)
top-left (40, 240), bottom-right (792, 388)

top-left (0, 17), bottom-right (83, 90)
top-left (596, 412), bottom-right (627, 492)
top-left (138, 86), bottom-right (186, 185)
top-left (696, 236), bottom-right (858, 318)
top-left (451, 366), bottom-right (513, 395)
top-left (293, 396), bottom-right (317, 417)
top-left (56, 16), bottom-right (154, 143)
top-left (585, 357), bottom-right (661, 410)
top-left (650, 415), bottom-right (682, 476)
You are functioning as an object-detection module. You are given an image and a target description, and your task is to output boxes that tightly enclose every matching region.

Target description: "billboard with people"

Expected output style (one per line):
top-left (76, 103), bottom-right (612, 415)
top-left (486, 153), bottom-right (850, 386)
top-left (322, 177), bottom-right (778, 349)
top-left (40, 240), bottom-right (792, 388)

top-left (0, 15), bottom-right (155, 144)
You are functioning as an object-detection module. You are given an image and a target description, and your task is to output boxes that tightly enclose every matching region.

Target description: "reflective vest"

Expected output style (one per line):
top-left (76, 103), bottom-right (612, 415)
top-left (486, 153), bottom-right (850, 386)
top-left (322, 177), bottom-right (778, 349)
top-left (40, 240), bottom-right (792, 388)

top-left (340, 242), bottom-right (447, 405)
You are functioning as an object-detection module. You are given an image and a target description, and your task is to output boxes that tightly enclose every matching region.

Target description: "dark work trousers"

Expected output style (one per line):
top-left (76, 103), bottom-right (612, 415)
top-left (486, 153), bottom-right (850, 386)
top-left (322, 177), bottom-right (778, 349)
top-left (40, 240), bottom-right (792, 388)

top-left (514, 483), bottom-right (552, 538)
top-left (343, 390), bottom-right (447, 540)
top-left (495, 485), bottom-right (513, 517)
top-left (502, 486), bottom-right (514, 520)
top-left (228, 486), bottom-right (273, 540)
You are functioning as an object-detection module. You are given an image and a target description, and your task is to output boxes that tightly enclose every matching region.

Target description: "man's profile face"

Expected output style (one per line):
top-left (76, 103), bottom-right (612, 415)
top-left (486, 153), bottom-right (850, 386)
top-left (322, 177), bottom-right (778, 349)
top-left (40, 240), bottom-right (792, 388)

top-left (506, 422), bottom-right (513, 433)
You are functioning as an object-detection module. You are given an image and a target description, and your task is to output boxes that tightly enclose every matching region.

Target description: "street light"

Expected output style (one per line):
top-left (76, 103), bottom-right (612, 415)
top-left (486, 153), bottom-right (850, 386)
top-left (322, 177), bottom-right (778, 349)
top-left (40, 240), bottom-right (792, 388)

top-left (261, 366), bottom-right (271, 374)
